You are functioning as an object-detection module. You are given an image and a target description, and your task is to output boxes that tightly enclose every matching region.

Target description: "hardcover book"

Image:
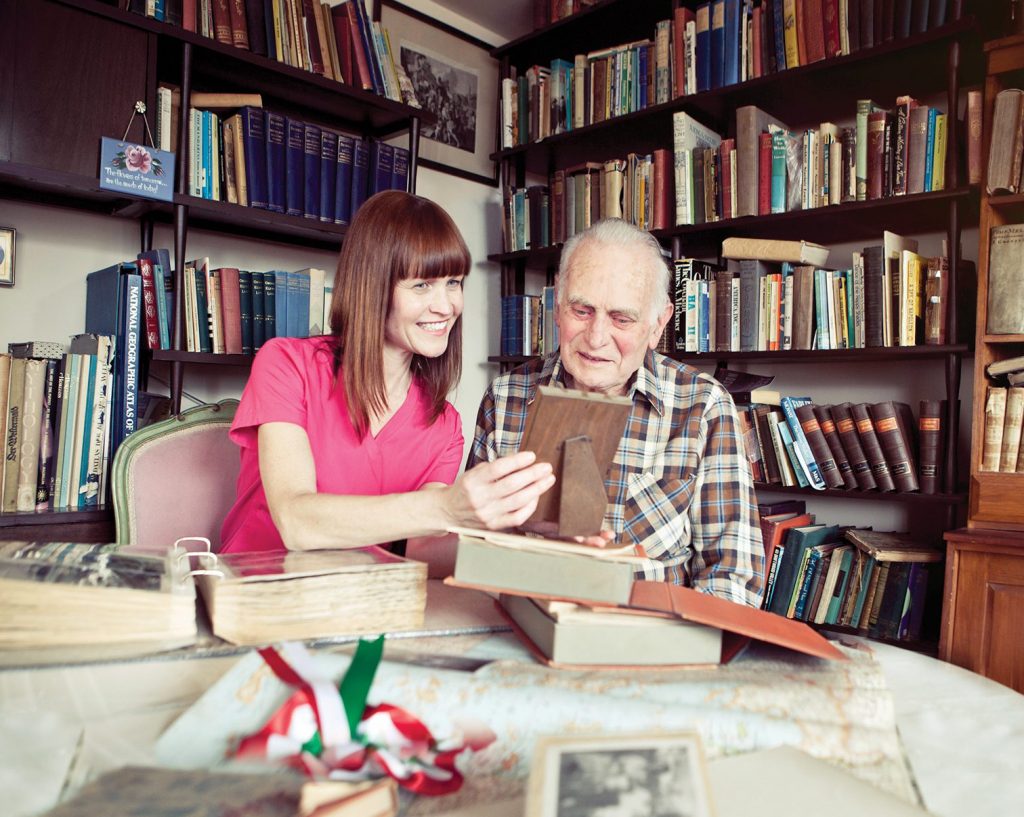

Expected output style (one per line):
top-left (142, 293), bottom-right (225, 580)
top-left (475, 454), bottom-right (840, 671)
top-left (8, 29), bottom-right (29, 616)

top-left (498, 593), bottom-right (725, 668)
top-left (0, 541), bottom-right (197, 664)
top-left (192, 546), bottom-right (427, 646)
top-left (986, 224), bottom-right (1024, 335)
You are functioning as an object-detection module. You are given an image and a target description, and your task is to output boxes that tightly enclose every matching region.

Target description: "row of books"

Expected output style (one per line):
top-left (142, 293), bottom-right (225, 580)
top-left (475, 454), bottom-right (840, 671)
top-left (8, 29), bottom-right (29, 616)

top-left (980, 386), bottom-right (1024, 474)
top-left (669, 233), bottom-right (950, 354)
top-left (180, 261), bottom-right (332, 355)
top-left (184, 103), bottom-right (408, 223)
top-left (499, 288), bottom-right (558, 358)
top-left (503, 150), bottom-right (674, 252)
top-left (760, 504), bottom-right (943, 643)
top-left (738, 395), bottom-right (946, 495)
top-left (1, 338), bottom-right (116, 513)
top-left (130, 0), bottom-right (415, 105)
top-left (673, 98), bottom-right (947, 229)
top-left (503, 0), bottom-right (959, 148)
top-left (532, 0), bottom-right (601, 28)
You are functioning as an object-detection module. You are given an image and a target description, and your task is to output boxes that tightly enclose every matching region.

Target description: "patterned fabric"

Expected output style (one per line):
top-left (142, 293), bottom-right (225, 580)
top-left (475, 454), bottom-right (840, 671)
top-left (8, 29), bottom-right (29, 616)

top-left (468, 350), bottom-right (764, 607)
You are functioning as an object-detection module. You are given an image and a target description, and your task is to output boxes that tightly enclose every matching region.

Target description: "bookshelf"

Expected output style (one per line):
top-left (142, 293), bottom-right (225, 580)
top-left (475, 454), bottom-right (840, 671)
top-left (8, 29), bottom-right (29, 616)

top-left (0, 0), bottom-right (431, 541)
top-left (942, 33), bottom-right (1024, 692)
top-left (491, 0), bottom-right (982, 649)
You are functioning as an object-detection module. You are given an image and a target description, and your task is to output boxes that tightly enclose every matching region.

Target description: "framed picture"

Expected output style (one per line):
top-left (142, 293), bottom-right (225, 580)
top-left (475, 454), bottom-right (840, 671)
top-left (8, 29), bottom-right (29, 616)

top-left (0, 227), bottom-right (15, 287)
top-left (526, 732), bottom-right (715, 817)
top-left (380, 0), bottom-right (499, 186)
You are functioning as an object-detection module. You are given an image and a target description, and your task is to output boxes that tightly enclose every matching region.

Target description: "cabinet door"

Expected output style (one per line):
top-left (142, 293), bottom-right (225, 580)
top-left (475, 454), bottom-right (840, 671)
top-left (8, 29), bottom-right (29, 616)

top-left (946, 542), bottom-right (1024, 692)
top-left (2, 1), bottom-right (152, 175)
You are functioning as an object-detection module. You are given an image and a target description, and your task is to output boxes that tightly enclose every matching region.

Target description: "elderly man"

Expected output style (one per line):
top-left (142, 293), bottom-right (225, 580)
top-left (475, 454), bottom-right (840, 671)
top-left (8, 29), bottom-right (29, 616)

top-left (467, 218), bottom-right (764, 607)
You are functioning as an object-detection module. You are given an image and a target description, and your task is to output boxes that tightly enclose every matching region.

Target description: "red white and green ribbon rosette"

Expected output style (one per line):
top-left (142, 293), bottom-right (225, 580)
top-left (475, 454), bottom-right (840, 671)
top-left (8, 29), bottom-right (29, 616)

top-left (235, 638), bottom-right (495, 795)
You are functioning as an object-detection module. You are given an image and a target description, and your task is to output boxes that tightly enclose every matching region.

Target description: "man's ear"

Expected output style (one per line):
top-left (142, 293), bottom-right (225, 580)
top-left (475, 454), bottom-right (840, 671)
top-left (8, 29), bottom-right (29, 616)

top-left (649, 300), bottom-right (674, 350)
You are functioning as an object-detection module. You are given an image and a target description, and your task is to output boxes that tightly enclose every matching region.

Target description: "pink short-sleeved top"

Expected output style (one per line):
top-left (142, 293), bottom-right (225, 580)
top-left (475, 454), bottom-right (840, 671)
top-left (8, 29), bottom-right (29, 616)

top-left (219, 336), bottom-right (464, 554)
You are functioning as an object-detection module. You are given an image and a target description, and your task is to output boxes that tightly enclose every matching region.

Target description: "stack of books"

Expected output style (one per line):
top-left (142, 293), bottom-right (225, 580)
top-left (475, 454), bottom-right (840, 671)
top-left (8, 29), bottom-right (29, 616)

top-left (759, 504), bottom-right (943, 644)
top-left (447, 527), bottom-right (845, 668)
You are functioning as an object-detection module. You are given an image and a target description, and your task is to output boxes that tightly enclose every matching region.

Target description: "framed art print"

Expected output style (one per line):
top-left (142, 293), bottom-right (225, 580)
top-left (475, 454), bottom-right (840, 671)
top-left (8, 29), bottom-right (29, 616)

top-left (380, 0), bottom-right (499, 186)
top-left (0, 227), bottom-right (14, 287)
top-left (526, 731), bottom-right (715, 817)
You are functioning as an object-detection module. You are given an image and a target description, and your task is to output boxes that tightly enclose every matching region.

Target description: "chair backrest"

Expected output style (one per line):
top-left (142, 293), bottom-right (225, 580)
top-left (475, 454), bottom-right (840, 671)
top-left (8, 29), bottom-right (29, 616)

top-left (111, 400), bottom-right (240, 551)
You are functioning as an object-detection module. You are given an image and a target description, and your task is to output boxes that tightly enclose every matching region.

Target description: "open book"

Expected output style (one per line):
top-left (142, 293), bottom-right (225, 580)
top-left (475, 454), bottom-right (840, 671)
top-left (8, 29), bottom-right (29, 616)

top-left (0, 541), bottom-right (198, 664)
top-left (190, 545), bottom-right (427, 646)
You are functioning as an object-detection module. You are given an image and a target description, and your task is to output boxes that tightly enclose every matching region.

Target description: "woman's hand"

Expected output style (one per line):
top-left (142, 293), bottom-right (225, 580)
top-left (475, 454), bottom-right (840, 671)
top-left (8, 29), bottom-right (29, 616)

top-left (442, 451), bottom-right (556, 531)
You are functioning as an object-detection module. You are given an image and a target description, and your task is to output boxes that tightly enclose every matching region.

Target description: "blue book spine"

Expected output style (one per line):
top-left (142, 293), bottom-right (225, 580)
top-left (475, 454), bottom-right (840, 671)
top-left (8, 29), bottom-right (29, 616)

top-left (273, 271), bottom-right (289, 338)
top-left (770, 129), bottom-right (787, 214)
top-left (636, 46), bottom-right (648, 110)
top-left (370, 142), bottom-right (394, 195)
top-left (710, 0), bottom-right (726, 89)
top-left (202, 110), bottom-right (215, 199)
top-left (263, 271), bottom-right (277, 342)
top-left (251, 271), bottom-right (266, 351)
top-left (264, 111), bottom-right (286, 213)
top-left (772, 0), bottom-right (787, 76)
top-left (722, 0), bottom-right (740, 87)
top-left (319, 130), bottom-right (338, 223)
top-left (335, 135), bottom-right (355, 224)
top-left (350, 138), bottom-right (370, 216)
top-left (391, 146), bottom-right (409, 194)
top-left (119, 272), bottom-right (143, 453)
top-left (698, 280), bottom-right (710, 352)
top-left (193, 264), bottom-right (212, 353)
top-left (238, 270), bottom-right (254, 355)
top-left (301, 123), bottom-right (322, 220)
top-left (781, 396), bottom-right (827, 490)
top-left (285, 117), bottom-right (305, 217)
top-left (241, 106), bottom-right (268, 209)
top-left (76, 353), bottom-right (97, 508)
top-left (924, 107), bottom-right (938, 192)
top-left (263, 0), bottom-right (276, 61)
top-left (793, 549), bottom-right (822, 620)
top-left (291, 271), bottom-right (310, 338)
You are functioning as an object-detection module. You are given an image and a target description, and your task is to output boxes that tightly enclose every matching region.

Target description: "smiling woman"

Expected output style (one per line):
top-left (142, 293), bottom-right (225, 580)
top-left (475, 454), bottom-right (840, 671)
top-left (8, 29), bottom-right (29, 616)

top-left (218, 191), bottom-right (557, 556)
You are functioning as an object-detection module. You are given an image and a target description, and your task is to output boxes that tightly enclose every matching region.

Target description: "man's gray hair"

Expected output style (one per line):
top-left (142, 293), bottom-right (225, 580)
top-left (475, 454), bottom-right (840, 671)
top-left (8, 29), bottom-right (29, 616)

top-left (556, 219), bottom-right (671, 321)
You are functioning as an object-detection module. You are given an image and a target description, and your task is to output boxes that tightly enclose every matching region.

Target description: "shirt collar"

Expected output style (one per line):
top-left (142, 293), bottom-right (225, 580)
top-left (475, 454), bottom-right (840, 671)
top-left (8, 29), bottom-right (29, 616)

top-left (532, 350), bottom-right (667, 416)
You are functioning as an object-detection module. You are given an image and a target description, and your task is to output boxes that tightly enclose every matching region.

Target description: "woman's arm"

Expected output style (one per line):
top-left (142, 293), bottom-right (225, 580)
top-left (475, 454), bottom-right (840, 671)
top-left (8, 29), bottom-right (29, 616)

top-left (259, 422), bottom-right (556, 550)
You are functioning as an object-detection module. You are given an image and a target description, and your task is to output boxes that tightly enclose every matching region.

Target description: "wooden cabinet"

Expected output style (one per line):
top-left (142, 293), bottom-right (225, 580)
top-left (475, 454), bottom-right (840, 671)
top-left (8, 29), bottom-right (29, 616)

top-left (0, 0), bottom-right (428, 541)
top-left (968, 34), bottom-right (1024, 530)
top-left (942, 528), bottom-right (1024, 692)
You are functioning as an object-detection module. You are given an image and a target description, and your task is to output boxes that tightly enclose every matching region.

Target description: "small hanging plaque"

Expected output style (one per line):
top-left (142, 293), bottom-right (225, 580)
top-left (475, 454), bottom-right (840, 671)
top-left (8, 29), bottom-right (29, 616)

top-left (98, 101), bottom-right (175, 202)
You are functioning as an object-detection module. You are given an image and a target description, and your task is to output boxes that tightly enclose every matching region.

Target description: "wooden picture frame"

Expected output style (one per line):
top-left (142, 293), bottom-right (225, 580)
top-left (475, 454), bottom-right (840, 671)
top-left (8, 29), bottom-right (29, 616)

top-left (379, 0), bottom-right (499, 186)
top-left (520, 386), bottom-right (632, 537)
top-left (526, 731), bottom-right (714, 817)
top-left (0, 227), bottom-right (14, 287)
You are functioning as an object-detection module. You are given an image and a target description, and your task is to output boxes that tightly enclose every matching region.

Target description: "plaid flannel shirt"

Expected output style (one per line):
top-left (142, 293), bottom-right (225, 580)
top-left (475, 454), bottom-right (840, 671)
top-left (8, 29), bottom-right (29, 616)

top-left (468, 350), bottom-right (764, 607)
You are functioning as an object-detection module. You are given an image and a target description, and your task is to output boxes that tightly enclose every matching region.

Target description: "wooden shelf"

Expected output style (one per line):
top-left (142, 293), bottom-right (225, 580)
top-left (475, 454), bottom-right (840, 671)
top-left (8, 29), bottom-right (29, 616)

top-left (815, 622), bottom-right (939, 655)
top-left (493, 18), bottom-right (980, 177)
top-left (491, 188), bottom-right (978, 262)
top-left (0, 508), bottom-right (115, 543)
top-left (59, 0), bottom-right (435, 135)
top-left (489, 345), bottom-right (970, 366)
top-left (755, 483), bottom-right (967, 505)
top-left (151, 350), bottom-right (255, 367)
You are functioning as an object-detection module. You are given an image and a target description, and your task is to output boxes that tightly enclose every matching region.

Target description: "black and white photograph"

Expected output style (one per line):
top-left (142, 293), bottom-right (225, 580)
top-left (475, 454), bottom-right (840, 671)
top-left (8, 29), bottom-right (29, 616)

top-left (0, 226), bottom-right (14, 287)
top-left (527, 732), bottom-right (714, 817)
top-left (381, 0), bottom-right (498, 185)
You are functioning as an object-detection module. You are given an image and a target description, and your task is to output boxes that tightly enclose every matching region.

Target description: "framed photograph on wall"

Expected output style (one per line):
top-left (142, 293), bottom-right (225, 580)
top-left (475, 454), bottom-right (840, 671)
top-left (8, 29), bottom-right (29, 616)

top-left (525, 732), bottom-right (715, 817)
top-left (0, 227), bottom-right (15, 287)
top-left (380, 0), bottom-right (499, 186)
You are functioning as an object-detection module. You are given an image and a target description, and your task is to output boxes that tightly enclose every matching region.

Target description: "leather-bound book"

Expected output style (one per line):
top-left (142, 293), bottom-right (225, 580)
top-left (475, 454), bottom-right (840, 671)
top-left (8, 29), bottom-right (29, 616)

top-left (917, 399), bottom-right (945, 493)
top-left (795, 403), bottom-right (846, 488)
top-left (851, 402), bottom-right (896, 491)
top-left (868, 400), bottom-right (919, 492)
top-left (831, 402), bottom-right (877, 490)
top-left (813, 405), bottom-right (857, 489)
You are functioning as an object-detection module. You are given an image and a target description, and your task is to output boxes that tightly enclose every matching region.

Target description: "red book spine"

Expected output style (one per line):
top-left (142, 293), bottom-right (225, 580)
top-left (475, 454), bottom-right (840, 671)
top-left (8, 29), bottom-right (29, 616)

top-left (229, 0), bottom-right (250, 48)
top-left (758, 131), bottom-right (772, 216)
top-left (212, 0), bottom-right (234, 45)
top-left (218, 267), bottom-right (244, 355)
top-left (330, 6), bottom-right (354, 87)
top-left (652, 148), bottom-right (672, 230)
top-left (346, 2), bottom-right (374, 91)
top-left (752, 4), bottom-right (763, 79)
top-left (822, 0), bottom-right (842, 58)
top-left (135, 257), bottom-right (162, 350)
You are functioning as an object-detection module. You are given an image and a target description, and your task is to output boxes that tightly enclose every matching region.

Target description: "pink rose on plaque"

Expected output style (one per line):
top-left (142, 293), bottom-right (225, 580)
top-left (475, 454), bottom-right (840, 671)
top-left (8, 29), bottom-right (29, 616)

top-left (124, 145), bottom-right (153, 174)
